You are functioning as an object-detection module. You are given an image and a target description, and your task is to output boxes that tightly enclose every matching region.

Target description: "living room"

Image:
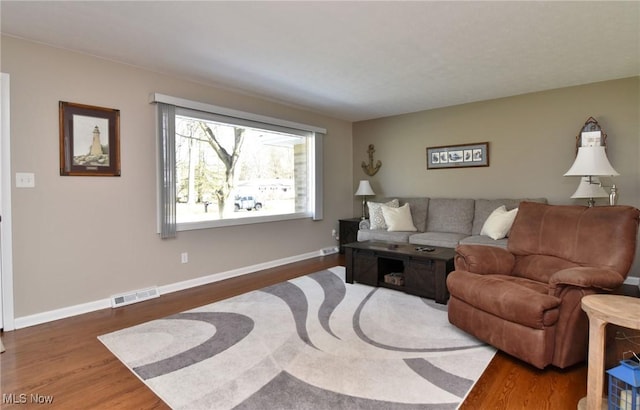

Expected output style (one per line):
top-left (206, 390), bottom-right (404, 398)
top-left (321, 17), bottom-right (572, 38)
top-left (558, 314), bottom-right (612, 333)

top-left (1, 2), bottom-right (639, 409)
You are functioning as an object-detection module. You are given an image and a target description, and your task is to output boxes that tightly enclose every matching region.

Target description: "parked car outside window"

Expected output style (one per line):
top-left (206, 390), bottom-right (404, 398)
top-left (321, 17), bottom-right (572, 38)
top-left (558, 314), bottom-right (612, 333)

top-left (234, 195), bottom-right (263, 211)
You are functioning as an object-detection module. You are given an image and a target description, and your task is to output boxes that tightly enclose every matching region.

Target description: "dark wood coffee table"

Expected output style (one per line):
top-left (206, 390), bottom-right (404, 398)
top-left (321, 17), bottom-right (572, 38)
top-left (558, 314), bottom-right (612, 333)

top-left (343, 241), bottom-right (456, 304)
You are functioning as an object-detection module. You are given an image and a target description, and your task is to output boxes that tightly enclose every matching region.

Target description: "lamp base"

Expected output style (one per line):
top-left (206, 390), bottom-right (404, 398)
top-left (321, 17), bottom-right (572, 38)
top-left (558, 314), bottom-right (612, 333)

top-left (609, 185), bottom-right (618, 206)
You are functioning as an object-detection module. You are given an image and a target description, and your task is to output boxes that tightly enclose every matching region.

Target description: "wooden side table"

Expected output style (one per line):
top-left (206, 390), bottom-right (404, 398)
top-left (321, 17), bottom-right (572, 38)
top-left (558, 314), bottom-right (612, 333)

top-left (338, 218), bottom-right (361, 253)
top-left (579, 294), bottom-right (640, 410)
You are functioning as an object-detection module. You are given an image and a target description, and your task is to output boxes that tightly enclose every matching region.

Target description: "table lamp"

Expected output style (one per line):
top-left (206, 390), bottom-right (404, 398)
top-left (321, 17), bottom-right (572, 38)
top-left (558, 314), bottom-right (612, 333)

top-left (354, 180), bottom-right (375, 220)
top-left (571, 176), bottom-right (609, 207)
top-left (564, 146), bottom-right (619, 206)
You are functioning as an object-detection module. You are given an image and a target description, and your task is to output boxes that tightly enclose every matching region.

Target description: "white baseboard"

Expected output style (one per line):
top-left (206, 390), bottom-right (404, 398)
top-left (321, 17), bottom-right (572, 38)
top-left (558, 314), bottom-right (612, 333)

top-left (13, 299), bottom-right (112, 330)
top-left (624, 276), bottom-right (639, 286)
top-left (158, 249), bottom-right (324, 296)
top-left (13, 248), bottom-right (330, 330)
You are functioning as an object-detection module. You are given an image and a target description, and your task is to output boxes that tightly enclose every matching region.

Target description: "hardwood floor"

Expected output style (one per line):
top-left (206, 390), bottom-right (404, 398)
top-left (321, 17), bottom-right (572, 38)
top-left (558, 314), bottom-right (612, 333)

top-left (460, 352), bottom-right (587, 409)
top-left (0, 254), bottom-right (587, 409)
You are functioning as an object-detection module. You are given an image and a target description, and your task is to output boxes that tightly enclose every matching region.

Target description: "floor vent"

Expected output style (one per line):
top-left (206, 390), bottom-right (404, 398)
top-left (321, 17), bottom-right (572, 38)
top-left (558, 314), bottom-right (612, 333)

top-left (111, 286), bottom-right (159, 308)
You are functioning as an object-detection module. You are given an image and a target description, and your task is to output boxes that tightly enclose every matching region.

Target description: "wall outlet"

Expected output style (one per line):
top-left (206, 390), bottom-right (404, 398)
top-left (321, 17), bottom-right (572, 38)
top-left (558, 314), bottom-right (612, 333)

top-left (181, 252), bottom-right (188, 264)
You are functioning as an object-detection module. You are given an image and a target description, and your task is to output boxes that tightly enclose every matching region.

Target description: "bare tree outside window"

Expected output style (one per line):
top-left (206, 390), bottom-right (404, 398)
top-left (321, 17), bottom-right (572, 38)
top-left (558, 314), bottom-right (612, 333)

top-left (198, 122), bottom-right (244, 215)
top-left (175, 114), bottom-right (306, 223)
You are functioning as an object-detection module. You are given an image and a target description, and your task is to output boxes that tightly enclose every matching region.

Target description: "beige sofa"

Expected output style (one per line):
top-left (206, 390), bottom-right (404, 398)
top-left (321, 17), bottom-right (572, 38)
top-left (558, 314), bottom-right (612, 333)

top-left (357, 197), bottom-right (547, 249)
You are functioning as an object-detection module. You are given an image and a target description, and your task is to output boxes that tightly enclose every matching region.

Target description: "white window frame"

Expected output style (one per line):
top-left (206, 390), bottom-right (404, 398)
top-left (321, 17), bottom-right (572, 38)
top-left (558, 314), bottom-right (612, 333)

top-left (152, 94), bottom-right (325, 234)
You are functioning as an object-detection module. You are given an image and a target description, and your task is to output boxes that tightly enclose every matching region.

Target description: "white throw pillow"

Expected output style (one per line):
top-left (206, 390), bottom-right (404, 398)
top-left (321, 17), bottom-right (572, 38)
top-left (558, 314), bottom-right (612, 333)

top-left (480, 205), bottom-right (519, 240)
top-left (368, 199), bottom-right (399, 230)
top-left (382, 203), bottom-right (417, 232)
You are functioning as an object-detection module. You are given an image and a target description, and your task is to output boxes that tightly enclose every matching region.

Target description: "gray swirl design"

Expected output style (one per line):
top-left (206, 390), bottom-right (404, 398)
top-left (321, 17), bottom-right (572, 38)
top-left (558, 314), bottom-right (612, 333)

top-left (134, 312), bottom-right (253, 380)
top-left (404, 358), bottom-right (473, 398)
top-left (261, 281), bottom-right (318, 350)
top-left (308, 269), bottom-right (346, 340)
top-left (236, 370), bottom-right (458, 410)
top-left (353, 288), bottom-right (484, 352)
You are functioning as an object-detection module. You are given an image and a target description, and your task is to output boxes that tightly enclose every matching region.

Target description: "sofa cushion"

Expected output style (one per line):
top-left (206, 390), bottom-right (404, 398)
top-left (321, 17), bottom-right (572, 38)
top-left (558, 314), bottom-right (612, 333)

top-left (357, 229), bottom-right (413, 243)
top-left (409, 232), bottom-right (467, 248)
top-left (367, 199), bottom-right (399, 230)
top-left (472, 198), bottom-right (548, 235)
top-left (459, 235), bottom-right (508, 249)
top-left (399, 198), bottom-right (429, 232)
top-left (382, 203), bottom-right (417, 232)
top-left (426, 198), bottom-right (474, 235)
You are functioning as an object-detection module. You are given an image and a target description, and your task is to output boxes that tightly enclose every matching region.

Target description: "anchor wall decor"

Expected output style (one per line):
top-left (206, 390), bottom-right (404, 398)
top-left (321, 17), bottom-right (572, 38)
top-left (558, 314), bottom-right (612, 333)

top-left (361, 144), bottom-right (382, 176)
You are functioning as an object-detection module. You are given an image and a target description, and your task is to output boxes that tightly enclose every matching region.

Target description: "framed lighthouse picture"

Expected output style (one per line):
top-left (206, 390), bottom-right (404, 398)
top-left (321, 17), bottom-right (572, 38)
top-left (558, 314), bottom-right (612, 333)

top-left (59, 101), bottom-right (121, 176)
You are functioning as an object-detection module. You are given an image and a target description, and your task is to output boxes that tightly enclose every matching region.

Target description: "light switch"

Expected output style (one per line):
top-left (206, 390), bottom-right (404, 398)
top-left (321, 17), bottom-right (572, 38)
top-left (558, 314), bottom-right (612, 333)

top-left (16, 172), bottom-right (35, 188)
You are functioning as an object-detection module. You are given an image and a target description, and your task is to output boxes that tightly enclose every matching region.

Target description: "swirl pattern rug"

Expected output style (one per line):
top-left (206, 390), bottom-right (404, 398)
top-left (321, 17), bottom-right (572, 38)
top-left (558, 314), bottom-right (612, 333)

top-left (99, 267), bottom-right (495, 409)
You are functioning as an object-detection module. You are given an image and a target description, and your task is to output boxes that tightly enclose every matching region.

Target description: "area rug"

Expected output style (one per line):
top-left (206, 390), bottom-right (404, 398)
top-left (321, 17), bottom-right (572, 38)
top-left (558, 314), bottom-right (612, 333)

top-left (99, 266), bottom-right (495, 410)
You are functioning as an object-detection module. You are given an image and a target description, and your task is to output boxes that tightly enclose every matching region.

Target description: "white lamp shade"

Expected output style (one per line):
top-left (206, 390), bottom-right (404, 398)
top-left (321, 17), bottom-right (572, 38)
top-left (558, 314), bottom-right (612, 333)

top-left (564, 146), bottom-right (619, 176)
top-left (354, 180), bottom-right (375, 196)
top-left (571, 177), bottom-right (608, 199)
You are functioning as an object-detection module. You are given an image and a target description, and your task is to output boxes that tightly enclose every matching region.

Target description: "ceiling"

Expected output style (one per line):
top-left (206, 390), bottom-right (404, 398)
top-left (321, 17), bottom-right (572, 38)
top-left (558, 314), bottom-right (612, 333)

top-left (1, 1), bottom-right (639, 122)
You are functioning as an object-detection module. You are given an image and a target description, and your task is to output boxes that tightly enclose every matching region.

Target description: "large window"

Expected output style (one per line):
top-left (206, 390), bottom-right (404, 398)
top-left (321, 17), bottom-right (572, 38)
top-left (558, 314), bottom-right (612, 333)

top-left (154, 95), bottom-right (324, 236)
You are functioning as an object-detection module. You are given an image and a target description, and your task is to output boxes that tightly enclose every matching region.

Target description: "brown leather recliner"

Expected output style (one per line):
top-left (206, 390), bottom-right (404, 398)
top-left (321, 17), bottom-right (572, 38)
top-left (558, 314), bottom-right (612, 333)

top-left (446, 201), bottom-right (640, 369)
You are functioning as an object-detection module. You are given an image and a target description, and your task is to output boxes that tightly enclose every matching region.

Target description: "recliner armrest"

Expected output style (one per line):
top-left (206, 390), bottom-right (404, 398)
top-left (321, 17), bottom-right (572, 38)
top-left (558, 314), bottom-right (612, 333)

top-left (549, 267), bottom-right (625, 293)
top-left (454, 244), bottom-right (515, 275)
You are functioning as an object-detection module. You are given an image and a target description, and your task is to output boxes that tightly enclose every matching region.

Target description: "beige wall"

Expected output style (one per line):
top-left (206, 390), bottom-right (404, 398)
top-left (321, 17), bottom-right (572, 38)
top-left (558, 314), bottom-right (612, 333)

top-left (3, 35), bottom-right (638, 320)
top-left (2, 36), bottom-right (354, 318)
top-left (353, 77), bottom-right (640, 276)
